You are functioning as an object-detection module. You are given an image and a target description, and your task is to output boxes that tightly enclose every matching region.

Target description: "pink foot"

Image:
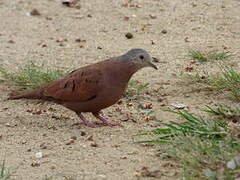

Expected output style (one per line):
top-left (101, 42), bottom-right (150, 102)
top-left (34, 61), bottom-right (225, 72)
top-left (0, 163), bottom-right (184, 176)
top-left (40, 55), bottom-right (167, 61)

top-left (75, 112), bottom-right (103, 128)
top-left (93, 112), bottom-right (123, 127)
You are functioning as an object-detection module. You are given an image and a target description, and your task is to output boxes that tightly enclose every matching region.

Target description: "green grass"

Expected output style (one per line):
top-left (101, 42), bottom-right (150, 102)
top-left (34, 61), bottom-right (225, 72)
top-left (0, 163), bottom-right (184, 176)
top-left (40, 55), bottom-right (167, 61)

top-left (136, 110), bottom-right (228, 143)
top-left (208, 66), bottom-right (240, 99)
top-left (0, 159), bottom-right (10, 180)
top-left (166, 135), bottom-right (239, 180)
top-left (188, 49), bottom-right (231, 62)
top-left (136, 109), bottom-right (240, 179)
top-left (209, 51), bottom-right (231, 61)
top-left (188, 49), bottom-right (208, 62)
top-left (184, 72), bottom-right (209, 84)
top-left (184, 65), bottom-right (240, 100)
top-left (205, 104), bottom-right (240, 123)
top-left (124, 80), bottom-right (149, 98)
top-left (0, 61), bottom-right (67, 90)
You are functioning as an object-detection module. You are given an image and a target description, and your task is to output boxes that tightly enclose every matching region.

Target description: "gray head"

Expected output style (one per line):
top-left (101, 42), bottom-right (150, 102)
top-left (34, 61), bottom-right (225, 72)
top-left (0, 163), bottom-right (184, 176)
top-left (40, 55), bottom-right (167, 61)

top-left (121, 49), bottom-right (158, 70)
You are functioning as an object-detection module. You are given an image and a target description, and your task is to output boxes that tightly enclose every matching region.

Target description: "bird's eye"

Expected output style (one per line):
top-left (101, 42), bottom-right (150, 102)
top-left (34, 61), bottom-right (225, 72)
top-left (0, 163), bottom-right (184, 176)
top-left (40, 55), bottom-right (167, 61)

top-left (139, 55), bottom-right (144, 60)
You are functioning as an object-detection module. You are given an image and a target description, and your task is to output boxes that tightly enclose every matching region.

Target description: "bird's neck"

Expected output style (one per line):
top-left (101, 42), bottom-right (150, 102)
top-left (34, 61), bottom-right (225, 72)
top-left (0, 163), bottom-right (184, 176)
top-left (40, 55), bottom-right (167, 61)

top-left (112, 59), bottom-right (142, 81)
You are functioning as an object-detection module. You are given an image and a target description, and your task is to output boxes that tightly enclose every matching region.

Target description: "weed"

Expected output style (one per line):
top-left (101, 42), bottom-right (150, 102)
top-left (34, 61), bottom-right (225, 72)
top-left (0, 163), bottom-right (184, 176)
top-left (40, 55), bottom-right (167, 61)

top-left (209, 51), bottom-right (231, 61)
top-left (183, 64), bottom-right (240, 100)
top-left (205, 104), bottom-right (240, 123)
top-left (166, 135), bottom-right (240, 179)
top-left (188, 49), bottom-right (208, 62)
top-left (124, 80), bottom-right (149, 98)
top-left (136, 109), bottom-right (240, 179)
top-left (188, 49), bottom-right (231, 62)
top-left (0, 61), bottom-right (66, 90)
top-left (208, 66), bottom-right (240, 99)
top-left (0, 159), bottom-right (10, 180)
top-left (136, 110), bottom-right (227, 143)
top-left (184, 72), bottom-right (209, 84)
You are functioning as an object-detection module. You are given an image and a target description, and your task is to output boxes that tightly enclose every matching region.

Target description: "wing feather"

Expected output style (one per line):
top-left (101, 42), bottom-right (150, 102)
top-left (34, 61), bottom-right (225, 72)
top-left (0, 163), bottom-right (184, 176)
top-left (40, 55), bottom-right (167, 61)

top-left (43, 67), bottom-right (102, 102)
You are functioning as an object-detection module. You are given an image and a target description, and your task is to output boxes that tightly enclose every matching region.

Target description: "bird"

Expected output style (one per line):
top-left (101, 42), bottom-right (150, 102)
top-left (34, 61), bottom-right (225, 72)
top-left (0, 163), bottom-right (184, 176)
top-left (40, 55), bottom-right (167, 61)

top-left (8, 48), bottom-right (158, 128)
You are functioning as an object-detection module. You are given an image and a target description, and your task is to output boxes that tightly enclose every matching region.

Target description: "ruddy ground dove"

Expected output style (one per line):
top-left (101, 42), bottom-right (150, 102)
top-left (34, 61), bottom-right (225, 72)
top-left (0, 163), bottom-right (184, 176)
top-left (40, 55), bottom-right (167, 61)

top-left (8, 49), bottom-right (158, 127)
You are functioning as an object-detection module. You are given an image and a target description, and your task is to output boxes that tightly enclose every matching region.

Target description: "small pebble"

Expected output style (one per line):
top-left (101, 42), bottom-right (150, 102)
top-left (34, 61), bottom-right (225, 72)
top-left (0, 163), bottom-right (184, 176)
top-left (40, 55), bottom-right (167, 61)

top-left (71, 136), bottom-right (77, 140)
top-left (80, 131), bottom-right (86, 136)
top-left (40, 143), bottom-right (47, 149)
top-left (149, 14), bottom-right (157, 19)
top-left (184, 37), bottom-right (190, 42)
top-left (21, 140), bottom-right (27, 144)
top-left (227, 156), bottom-right (240, 170)
top-left (41, 43), bottom-right (47, 47)
top-left (161, 29), bottom-right (167, 34)
top-left (75, 38), bottom-right (86, 43)
top-left (65, 139), bottom-right (75, 145)
top-left (8, 40), bottom-right (15, 44)
top-left (123, 16), bottom-right (130, 21)
top-left (117, 99), bottom-right (123, 104)
top-left (169, 103), bottom-right (187, 110)
top-left (86, 135), bottom-right (93, 141)
top-left (90, 142), bottom-right (98, 147)
top-left (50, 165), bottom-right (56, 170)
top-left (31, 161), bottom-right (40, 167)
top-left (35, 152), bottom-right (43, 159)
top-left (62, 0), bottom-right (78, 7)
top-left (158, 98), bottom-right (164, 102)
top-left (185, 66), bottom-right (193, 71)
top-left (115, 107), bottom-right (122, 112)
top-left (125, 32), bottom-right (133, 39)
top-left (120, 156), bottom-right (127, 159)
top-left (30, 9), bottom-right (41, 16)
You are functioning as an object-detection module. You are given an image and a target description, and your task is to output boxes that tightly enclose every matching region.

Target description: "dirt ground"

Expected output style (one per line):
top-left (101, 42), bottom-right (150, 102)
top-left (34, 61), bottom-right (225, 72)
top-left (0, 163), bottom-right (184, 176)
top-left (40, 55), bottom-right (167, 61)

top-left (0, 0), bottom-right (240, 179)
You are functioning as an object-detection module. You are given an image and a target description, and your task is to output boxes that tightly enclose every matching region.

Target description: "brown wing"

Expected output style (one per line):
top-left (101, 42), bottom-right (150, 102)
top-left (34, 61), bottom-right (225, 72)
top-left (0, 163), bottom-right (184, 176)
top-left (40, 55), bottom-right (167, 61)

top-left (43, 67), bottom-right (102, 102)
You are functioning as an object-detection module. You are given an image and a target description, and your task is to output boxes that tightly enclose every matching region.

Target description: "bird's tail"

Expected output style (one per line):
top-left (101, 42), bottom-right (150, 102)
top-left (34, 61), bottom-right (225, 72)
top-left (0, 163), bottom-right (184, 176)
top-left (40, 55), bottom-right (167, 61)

top-left (8, 89), bottom-right (43, 100)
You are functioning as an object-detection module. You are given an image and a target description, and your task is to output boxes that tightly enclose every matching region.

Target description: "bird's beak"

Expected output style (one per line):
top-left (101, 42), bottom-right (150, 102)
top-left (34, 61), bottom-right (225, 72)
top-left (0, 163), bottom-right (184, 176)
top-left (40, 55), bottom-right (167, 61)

top-left (148, 57), bottom-right (158, 70)
top-left (148, 61), bottom-right (158, 70)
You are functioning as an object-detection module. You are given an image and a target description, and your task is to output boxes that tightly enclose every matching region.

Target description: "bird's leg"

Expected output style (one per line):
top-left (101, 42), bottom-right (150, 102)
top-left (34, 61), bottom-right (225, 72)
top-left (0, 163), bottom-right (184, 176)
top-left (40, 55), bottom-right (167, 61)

top-left (92, 112), bottom-right (121, 127)
top-left (73, 112), bottom-right (101, 128)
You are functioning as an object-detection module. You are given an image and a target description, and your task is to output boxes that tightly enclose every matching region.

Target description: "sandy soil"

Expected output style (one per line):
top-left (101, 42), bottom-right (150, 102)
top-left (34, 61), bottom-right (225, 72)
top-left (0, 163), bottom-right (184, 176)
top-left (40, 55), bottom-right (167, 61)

top-left (0, 0), bottom-right (240, 179)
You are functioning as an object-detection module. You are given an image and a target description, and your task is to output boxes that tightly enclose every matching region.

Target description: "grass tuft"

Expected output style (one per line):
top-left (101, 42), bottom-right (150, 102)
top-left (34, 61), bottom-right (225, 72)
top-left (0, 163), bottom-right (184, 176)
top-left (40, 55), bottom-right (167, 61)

top-left (135, 110), bottom-right (227, 143)
top-left (205, 104), bottom-right (240, 123)
top-left (188, 49), bottom-right (208, 62)
top-left (208, 66), bottom-right (240, 99)
top-left (184, 72), bottom-right (209, 84)
top-left (184, 64), bottom-right (240, 100)
top-left (188, 49), bottom-right (231, 62)
top-left (0, 159), bottom-right (10, 180)
top-left (136, 109), bottom-right (240, 179)
top-left (0, 61), bottom-right (66, 90)
top-left (209, 50), bottom-right (231, 61)
top-left (124, 80), bottom-right (149, 98)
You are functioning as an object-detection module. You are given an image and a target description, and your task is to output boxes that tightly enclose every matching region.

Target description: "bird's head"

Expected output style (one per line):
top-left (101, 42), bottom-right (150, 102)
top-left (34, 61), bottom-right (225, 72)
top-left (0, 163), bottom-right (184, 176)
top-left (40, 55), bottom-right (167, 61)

top-left (122, 48), bottom-right (158, 70)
